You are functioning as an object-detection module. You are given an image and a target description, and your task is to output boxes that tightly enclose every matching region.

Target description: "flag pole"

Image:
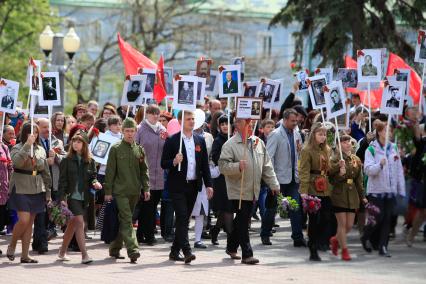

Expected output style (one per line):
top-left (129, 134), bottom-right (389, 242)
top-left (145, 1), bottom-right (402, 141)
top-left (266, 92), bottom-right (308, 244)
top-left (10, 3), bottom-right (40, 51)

top-left (419, 64), bottom-right (425, 114)
top-left (227, 97), bottom-right (231, 140)
top-left (0, 112), bottom-right (5, 144)
top-left (239, 122), bottom-right (249, 210)
top-left (334, 117), bottom-right (343, 160)
top-left (48, 105), bottom-right (52, 149)
top-left (320, 108), bottom-right (325, 123)
top-left (368, 82), bottom-right (372, 131)
top-left (178, 110), bottom-right (185, 172)
top-left (384, 114), bottom-right (391, 160)
top-left (29, 93), bottom-right (34, 157)
top-left (125, 105), bottom-right (130, 118)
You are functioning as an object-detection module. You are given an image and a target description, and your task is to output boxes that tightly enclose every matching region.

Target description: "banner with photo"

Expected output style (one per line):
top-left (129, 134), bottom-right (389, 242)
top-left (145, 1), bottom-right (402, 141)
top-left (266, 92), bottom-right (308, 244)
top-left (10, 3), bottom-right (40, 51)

top-left (258, 78), bottom-right (280, 109)
top-left (89, 133), bottom-right (121, 165)
top-left (324, 80), bottom-right (347, 120)
top-left (172, 75), bottom-right (198, 111)
top-left (380, 79), bottom-right (406, 115)
top-left (121, 74), bottom-right (147, 106)
top-left (39, 72), bottom-right (61, 107)
top-left (0, 79), bottom-right (19, 114)
top-left (218, 65), bottom-right (241, 98)
top-left (236, 97), bottom-right (263, 120)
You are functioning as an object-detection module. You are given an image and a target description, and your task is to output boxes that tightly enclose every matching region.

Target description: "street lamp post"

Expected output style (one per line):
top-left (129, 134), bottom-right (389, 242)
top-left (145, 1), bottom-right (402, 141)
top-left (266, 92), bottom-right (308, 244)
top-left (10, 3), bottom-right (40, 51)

top-left (39, 25), bottom-right (80, 112)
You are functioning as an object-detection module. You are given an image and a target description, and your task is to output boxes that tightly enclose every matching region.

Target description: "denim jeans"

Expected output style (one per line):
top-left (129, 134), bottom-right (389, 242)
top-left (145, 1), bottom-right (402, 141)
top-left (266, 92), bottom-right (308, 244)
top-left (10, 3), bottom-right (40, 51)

top-left (260, 186), bottom-right (277, 237)
top-left (280, 181), bottom-right (304, 241)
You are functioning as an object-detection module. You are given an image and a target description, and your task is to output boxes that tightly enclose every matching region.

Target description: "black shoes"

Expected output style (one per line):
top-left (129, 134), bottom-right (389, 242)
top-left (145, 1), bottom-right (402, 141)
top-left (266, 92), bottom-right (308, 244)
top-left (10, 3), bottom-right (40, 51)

top-left (226, 250), bottom-right (242, 260)
top-left (184, 253), bottom-right (196, 264)
top-left (379, 246), bottom-right (392, 257)
top-left (261, 236), bottom-right (272, 245)
top-left (241, 257), bottom-right (259, 265)
top-left (145, 238), bottom-right (157, 246)
top-left (169, 252), bottom-right (184, 262)
top-left (361, 237), bottom-right (372, 253)
top-left (293, 239), bottom-right (307, 247)
top-left (201, 231), bottom-right (211, 239)
top-left (129, 252), bottom-right (141, 263)
top-left (194, 241), bottom-right (207, 249)
top-left (210, 227), bottom-right (220, 245)
top-left (309, 244), bottom-right (321, 261)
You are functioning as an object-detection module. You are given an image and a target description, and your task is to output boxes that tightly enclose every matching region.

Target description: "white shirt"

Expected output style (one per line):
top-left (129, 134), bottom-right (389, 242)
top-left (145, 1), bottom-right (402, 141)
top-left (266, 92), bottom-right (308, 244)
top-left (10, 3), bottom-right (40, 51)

top-left (183, 133), bottom-right (196, 180)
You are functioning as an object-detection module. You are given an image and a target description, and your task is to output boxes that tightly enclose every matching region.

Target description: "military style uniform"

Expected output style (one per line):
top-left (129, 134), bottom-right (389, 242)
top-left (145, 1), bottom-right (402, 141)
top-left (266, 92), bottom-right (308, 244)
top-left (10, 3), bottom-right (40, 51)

top-left (104, 140), bottom-right (149, 258)
top-left (329, 153), bottom-right (364, 212)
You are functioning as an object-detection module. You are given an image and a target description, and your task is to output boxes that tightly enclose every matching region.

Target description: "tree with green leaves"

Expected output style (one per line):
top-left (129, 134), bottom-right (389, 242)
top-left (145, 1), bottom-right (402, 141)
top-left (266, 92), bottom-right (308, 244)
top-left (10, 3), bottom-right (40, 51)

top-left (270, 0), bottom-right (426, 68)
top-left (0, 0), bottom-right (56, 102)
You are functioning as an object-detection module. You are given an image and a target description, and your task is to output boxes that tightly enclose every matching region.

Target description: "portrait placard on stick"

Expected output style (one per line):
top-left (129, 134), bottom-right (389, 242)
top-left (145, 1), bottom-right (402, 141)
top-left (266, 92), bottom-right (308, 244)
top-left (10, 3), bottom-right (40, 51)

top-left (189, 71), bottom-right (207, 103)
top-left (196, 58), bottom-right (212, 86)
top-left (394, 69), bottom-right (411, 100)
top-left (259, 78), bottom-right (280, 109)
top-left (28, 59), bottom-right (43, 97)
top-left (164, 67), bottom-right (174, 95)
top-left (139, 68), bottom-right (156, 99)
top-left (243, 81), bottom-right (261, 98)
top-left (172, 75), bottom-right (198, 112)
top-left (316, 68), bottom-right (333, 84)
top-left (218, 65), bottom-right (241, 98)
top-left (415, 29), bottom-right (426, 63)
top-left (121, 75), bottom-right (147, 106)
top-left (307, 75), bottom-right (327, 110)
top-left (40, 72), bottom-right (61, 106)
top-left (30, 95), bottom-right (49, 118)
top-left (236, 97), bottom-right (263, 120)
top-left (324, 80), bottom-right (347, 120)
top-left (206, 70), bottom-right (219, 96)
top-left (357, 49), bottom-right (382, 83)
top-left (0, 79), bottom-right (19, 114)
top-left (89, 133), bottom-right (121, 165)
top-left (232, 57), bottom-right (245, 81)
top-left (380, 80), bottom-right (406, 115)
top-left (336, 68), bottom-right (357, 88)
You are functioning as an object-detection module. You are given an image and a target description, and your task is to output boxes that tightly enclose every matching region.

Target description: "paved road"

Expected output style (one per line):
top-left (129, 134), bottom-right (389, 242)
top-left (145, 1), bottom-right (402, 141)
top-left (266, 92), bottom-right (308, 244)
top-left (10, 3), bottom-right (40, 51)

top-left (1, 217), bottom-right (425, 284)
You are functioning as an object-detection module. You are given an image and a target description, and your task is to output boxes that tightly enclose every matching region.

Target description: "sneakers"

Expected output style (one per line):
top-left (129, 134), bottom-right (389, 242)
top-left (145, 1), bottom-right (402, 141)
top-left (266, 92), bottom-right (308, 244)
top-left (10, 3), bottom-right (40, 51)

top-left (57, 254), bottom-right (71, 262)
top-left (81, 256), bottom-right (93, 264)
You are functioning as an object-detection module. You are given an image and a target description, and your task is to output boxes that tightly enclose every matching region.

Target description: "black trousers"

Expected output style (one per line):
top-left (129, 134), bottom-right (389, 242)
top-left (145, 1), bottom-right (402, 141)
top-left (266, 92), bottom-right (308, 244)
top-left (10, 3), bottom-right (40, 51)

top-left (227, 200), bottom-right (253, 259)
top-left (136, 190), bottom-right (162, 242)
top-left (363, 195), bottom-right (396, 249)
top-left (160, 199), bottom-right (174, 238)
top-left (170, 182), bottom-right (198, 255)
top-left (32, 210), bottom-right (48, 251)
top-left (307, 196), bottom-right (332, 247)
top-left (0, 204), bottom-right (8, 231)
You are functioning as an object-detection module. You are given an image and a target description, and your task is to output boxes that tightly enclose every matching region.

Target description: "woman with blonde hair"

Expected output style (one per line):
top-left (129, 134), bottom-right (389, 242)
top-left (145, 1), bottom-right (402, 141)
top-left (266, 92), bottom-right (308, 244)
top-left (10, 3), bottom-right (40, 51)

top-left (299, 122), bottom-right (332, 261)
top-left (57, 134), bottom-right (102, 264)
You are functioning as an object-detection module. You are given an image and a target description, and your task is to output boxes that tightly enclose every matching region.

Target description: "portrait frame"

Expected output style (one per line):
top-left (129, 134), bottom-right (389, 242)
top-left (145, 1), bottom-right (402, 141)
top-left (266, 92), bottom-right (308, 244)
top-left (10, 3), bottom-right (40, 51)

top-left (357, 49), bottom-right (382, 83)
top-left (307, 75), bottom-right (327, 110)
top-left (336, 68), bottom-right (358, 88)
top-left (120, 74), bottom-right (147, 106)
top-left (380, 80), bottom-right (406, 115)
top-left (163, 67), bottom-right (174, 95)
top-left (232, 57), bottom-right (245, 81)
top-left (296, 70), bottom-right (309, 90)
top-left (324, 80), bottom-right (347, 120)
top-left (196, 59), bottom-right (212, 85)
top-left (30, 95), bottom-right (49, 118)
top-left (259, 78), bottom-right (280, 109)
top-left (28, 60), bottom-right (43, 97)
top-left (235, 97), bottom-right (263, 120)
top-left (218, 65), bottom-right (241, 98)
top-left (243, 81), bottom-right (261, 98)
top-left (206, 70), bottom-right (218, 96)
top-left (328, 100), bottom-right (350, 130)
top-left (89, 133), bottom-right (121, 165)
top-left (414, 29), bottom-right (426, 63)
top-left (39, 72), bottom-right (60, 107)
top-left (317, 68), bottom-right (333, 84)
top-left (139, 68), bottom-right (156, 99)
top-left (394, 68), bottom-right (411, 99)
top-left (172, 75), bottom-right (198, 112)
top-left (189, 71), bottom-right (207, 102)
top-left (0, 78), bottom-right (19, 114)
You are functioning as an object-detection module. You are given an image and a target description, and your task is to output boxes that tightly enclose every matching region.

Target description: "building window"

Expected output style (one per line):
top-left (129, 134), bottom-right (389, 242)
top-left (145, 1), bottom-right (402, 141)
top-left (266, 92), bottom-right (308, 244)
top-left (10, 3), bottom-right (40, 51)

top-left (233, 33), bottom-right (242, 55)
top-left (94, 21), bottom-right (102, 46)
top-left (262, 35), bottom-right (272, 57)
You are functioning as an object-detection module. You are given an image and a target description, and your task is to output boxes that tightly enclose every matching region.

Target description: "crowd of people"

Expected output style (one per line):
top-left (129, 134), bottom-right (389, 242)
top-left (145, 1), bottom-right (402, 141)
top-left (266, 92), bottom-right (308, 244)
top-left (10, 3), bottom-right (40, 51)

top-left (0, 86), bottom-right (425, 265)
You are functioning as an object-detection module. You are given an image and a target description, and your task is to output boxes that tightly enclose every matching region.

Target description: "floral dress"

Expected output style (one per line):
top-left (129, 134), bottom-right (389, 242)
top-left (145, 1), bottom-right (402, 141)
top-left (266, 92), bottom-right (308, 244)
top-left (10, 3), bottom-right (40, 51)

top-left (0, 143), bottom-right (13, 205)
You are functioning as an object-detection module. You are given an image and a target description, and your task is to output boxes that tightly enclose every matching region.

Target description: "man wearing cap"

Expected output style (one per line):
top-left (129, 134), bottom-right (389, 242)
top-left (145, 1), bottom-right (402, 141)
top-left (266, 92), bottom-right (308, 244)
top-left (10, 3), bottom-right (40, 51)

top-left (104, 117), bottom-right (150, 263)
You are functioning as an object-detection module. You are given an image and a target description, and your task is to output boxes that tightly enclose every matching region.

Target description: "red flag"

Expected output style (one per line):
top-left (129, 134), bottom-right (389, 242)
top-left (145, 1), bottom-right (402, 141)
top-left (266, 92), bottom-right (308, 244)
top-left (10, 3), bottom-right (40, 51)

top-left (344, 55), bottom-right (382, 108)
top-left (117, 33), bottom-right (156, 76)
top-left (153, 55), bottom-right (167, 103)
top-left (386, 52), bottom-right (421, 105)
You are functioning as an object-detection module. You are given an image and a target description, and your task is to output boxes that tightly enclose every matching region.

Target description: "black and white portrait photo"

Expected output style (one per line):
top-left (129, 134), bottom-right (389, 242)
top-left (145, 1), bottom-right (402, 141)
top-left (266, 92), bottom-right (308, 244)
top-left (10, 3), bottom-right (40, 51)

top-left (308, 75), bottom-right (327, 109)
top-left (380, 80), bottom-right (405, 115)
top-left (259, 84), bottom-right (275, 103)
top-left (40, 72), bottom-right (61, 107)
top-left (258, 79), bottom-right (280, 109)
top-left (251, 101), bottom-right (261, 116)
top-left (164, 67), bottom-right (173, 95)
top-left (324, 81), bottom-right (347, 119)
top-left (29, 60), bottom-right (43, 97)
top-left (93, 140), bottom-right (110, 159)
top-left (172, 75), bottom-right (198, 112)
top-left (357, 49), bottom-right (382, 83)
top-left (140, 68), bottom-right (156, 97)
top-left (415, 29), bottom-right (426, 63)
top-left (318, 68), bottom-right (333, 84)
top-left (296, 71), bottom-right (309, 90)
top-left (337, 68), bottom-right (357, 88)
top-left (0, 79), bottom-right (19, 114)
top-left (243, 81), bottom-right (260, 98)
top-left (195, 77), bottom-right (206, 102)
top-left (121, 75), bottom-right (147, 106)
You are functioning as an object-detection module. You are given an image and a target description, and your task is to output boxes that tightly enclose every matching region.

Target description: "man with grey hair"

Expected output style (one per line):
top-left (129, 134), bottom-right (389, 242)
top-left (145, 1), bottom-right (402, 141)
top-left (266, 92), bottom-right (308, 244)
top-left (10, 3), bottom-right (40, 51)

top-left (266, 108), bottom-right (306, 247)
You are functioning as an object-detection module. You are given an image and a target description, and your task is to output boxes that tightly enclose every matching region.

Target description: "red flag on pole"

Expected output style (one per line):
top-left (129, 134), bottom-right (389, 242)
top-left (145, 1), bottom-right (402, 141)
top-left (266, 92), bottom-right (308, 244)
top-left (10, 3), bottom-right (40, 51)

top-left (117, 33), bottom-right (156, 76)
top-left (153, 55), bottom-right (167, 103)
top-left (386, 52), bottom-right (421, 105)
top-left (344, 55), bottom-right (382, 108)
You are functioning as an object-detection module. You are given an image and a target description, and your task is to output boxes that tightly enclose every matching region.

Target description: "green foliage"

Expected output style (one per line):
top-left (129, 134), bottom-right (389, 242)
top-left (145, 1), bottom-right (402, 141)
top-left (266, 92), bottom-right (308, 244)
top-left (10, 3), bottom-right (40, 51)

top-left (0, 0), bottom-right (57, 103)
top-left (270, 0), bottom-right (426, 67)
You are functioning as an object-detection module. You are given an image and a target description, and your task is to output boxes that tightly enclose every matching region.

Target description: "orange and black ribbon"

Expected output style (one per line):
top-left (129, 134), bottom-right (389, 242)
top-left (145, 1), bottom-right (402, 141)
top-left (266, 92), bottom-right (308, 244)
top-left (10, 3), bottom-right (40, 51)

top-left (174, 74), bottom-right (182, 81)
top-left (0, 80), bottom-right (7, 87)
top-left (218, 65), bottom-right (226, 73)
top-left (322, 85), bottom-right (330, 92)
top-left (357, 50), bottom-right (365, 57)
